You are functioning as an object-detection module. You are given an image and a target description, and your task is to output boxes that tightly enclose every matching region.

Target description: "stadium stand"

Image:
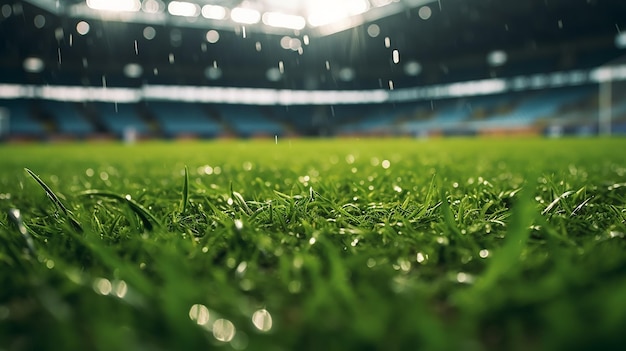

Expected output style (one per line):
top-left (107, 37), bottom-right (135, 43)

top-left (91, 102), bottom-right (150, 138)
top-left (39, 100), bottom-right (94, 137)
top-left (1, 99), bottom-right (45, 138)
top-left (147, 101), bottom-right (223, 139)
top-left (216, 104), bottom-right (285, 137)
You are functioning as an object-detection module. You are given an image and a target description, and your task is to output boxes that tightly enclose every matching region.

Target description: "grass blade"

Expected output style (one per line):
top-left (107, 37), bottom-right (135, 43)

top-left (180, 165), bottom-right (189, 215)
top-left (24, 168), bottom-right (82, 232)
top-left (79, 190), bottom-right (161, 231)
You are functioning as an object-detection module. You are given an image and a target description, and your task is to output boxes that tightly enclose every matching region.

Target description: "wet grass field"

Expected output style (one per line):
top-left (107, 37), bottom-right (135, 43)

top-left (1, 137), bottom-right (626, 350)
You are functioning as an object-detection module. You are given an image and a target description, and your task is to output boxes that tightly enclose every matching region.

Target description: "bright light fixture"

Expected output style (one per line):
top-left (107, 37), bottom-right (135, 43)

top-left (262, 12), bottom-right (306, 30)
top-left (86, 0), bottom-right (140, 12)
top-left (167, 1), bottom-right (199, 17)
top-left (202, 5), bottom-right (227, 20)
top-left (231, 7), bottom-right (261, 24)
top-left (307, 0), bottom-right (370, 27)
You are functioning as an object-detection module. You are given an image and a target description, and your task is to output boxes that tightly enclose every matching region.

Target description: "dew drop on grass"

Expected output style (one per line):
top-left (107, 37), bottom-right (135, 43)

top-left (115, 280), bottom-right (128, 298)
top-left (189, 304), bottom-right (210, 325)
top-left (382, 160), bottom-right (391, 169)
top-left (93, 278), bottom-right (112, 295)
top-left (479, 249), bottom-right (490, 258)
top-left (234, 219), bottom-right (243, 230)
top-left (213, 319), bottom-right (236, 342)
top-left (308, 237), bottom-right (316, 245)
top-left (416, 252), bottom-right (426, 263)
top-left (251, 309), bottom-right (273, 332)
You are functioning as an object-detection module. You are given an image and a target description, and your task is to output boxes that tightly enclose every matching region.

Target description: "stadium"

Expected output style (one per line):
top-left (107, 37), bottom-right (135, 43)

top-left (1, 0), bottom-right (626, 350)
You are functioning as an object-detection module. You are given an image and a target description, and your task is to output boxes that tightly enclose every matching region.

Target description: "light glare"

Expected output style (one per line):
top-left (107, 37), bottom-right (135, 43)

top-left (86, 0), bottom-right (140, 12)
top-left (167, 1), bottom-right (199, 17)
top-left (202, 5), bottom-right (226, 20)
top-left (231, 7), bottom-right (261, 24)
top-left (263, 12), bottom-right (306, 30)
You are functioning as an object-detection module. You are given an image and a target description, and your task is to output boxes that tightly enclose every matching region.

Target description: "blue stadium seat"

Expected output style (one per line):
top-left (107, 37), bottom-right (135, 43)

top-left (217, 104), bottom-right (284, 137)
top-left (93, 102), bottom-right (149, 137)
top-left (1, 99), bottom-right (45, 137)
top-left (40, 100), bottom-right (94, 136)
top-left (148, 101), bottom-right (222, 138)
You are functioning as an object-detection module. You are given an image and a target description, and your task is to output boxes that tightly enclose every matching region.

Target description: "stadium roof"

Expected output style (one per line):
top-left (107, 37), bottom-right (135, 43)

top-left (1, 0), bottom-right (625, 91)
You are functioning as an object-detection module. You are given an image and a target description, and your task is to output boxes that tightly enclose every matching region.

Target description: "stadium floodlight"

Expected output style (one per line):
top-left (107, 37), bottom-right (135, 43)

top-left (231, 7), bottom-right (261, 24)
top-left (307, 0), bottom-right (369, 27)
top-left (167, 1), bottom-right (199, 17)
top-left (86, 0), bottom-right (141, 12)
top-left (201, 5), bottom-right (227, 20)
top-left (262, 12), bottom-right (306, 30)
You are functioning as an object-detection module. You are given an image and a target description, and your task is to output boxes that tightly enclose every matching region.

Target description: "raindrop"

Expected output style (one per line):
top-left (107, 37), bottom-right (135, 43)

top-left (1, 4), bottom-right (11, 18)
top-left (213, 319), bottom-right (236, 342)
top-left (266, 67), bottom-right (282, 82)
top-left (325, 60), bottom-right (331, 70)
top-left (255, 41), bottom-right (262, 51)
top-left (384, 36), bottom-right (390, 48)
top-left (168, 53), bottom-right (175, 64)
top-left (206, 30), bottom-right (220, 43)
top-left (392, 49), bottom-right (400, 64)
top-left (76, 21), bottom-right (90, 35)
top-left (557, 19), bottom-right (563, 29)
top-left (303, 35), bottom-right (310, 45)
top-left (33, 14), bottom-right (45, 28)
top-left (134, 40), bottom-right (138, 55)
top-left (251, 309), bottom-right (273, 332)
top-left (170, 29), bottom-right (182, 47)
top-left (57, 48), bottom-right (62, 64)
top-left (23, 57), bottom-right (44, 73)
top-left (418, 6), bottom-right (432, 20)
top-left (487, 50), bottom-right (507, 67)
top-left (205, 66), bottom-right (222, 80)
top-left (479, 249), bottom-right (490, 258)
top-left (54, 27), bottom-right (64, 41)
top-left (416, 252), bottom-right (428, 263)
top-left (278, 61), bottom-right (284, 74)
top-left (143, 26), bottom-right (156, 40)
top-left (338, 67), bottom-right (355, 82)
top-left (242, 26), bottom-right (247, 38)
top-left (367, 24), bottom-right (380, 38)
top-left (123, 63), bottom-right (143, 78)
top-left (388, 80), bottom-right (394, 90)
top-left (153, 68), bottom-right (158, 75)
top-left (404, 60), bottom-right (422, 76)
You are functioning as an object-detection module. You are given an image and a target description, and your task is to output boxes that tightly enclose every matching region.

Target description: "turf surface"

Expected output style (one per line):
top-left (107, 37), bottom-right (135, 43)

top-left (1, 138), bottom-right (626, 351)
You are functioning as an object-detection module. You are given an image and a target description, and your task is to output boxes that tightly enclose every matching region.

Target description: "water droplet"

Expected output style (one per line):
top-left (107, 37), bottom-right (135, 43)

top-left (93, 278), bottom-right (112, 295)
top-left (189, 304), bottom-right (211, 325)
top-left (381, 160), bottom-right (391, 169)
top-left (384, 36), bottom-right (390, 48)
top-left (76, 21), bottom-right (90, 35)
top-left (479, 249), bottom-right (490, 258)
top-left (418, 6), bottom-right (432, 20)
top-left (251, 309), bottom-right (273, 332)
top-left (388, 80), bottom-right (394, 90)
top-left (234, 219), bottom-right (243, 230)
top-left (213, 319), bottom-right (236, 342)
top-left (392, 49), bottom-right (400, 64)
top-left (168, 53), bottom-right (175, 64)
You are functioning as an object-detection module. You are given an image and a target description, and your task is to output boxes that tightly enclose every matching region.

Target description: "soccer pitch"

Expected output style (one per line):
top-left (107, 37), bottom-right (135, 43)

top-left (1, 138), bottom-right (626, 350)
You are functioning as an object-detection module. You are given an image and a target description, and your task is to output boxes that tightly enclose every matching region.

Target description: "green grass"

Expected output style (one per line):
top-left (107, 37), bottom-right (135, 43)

top-left (1, 138), bottom-right (626, 351)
